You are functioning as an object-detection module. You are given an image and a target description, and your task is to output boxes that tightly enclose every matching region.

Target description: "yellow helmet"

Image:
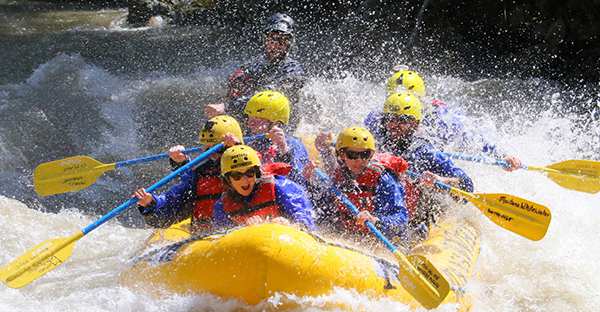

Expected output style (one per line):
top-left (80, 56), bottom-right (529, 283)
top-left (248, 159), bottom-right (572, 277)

top-left (244, 90), bottom-right (290, 125)
top-left (220, 145), bottom-right (261, 175)
top-left (386, 70), bottom-right (426, 97)
top-left (199, 115), bottom-right (244, 145)
top-left (383, 92), bottom-right (423, 122)
top-left (335, 127), bottom-right (376, 151)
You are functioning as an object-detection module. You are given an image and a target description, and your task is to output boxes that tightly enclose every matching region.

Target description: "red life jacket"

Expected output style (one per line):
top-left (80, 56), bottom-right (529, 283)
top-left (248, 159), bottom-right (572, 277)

top-left (227, 67), bottom-right (253, 98)
top-left (221, 176), bottom-right (282, 224)
top-left (372, 152), bottom-right (419, 218)
top-left (192, 175), bottom-right (223, 223)
top-left (332, 162), bottom-right (387, 233)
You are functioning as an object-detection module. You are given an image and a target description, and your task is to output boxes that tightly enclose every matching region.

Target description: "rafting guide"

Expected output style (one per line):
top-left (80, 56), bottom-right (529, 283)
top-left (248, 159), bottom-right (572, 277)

top-left (204, 13), bottom-right (306, 131)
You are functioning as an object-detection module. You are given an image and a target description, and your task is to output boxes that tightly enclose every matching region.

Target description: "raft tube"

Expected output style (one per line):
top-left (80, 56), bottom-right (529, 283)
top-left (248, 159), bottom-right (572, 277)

top-left (122, 219), bottom-right (480, 310)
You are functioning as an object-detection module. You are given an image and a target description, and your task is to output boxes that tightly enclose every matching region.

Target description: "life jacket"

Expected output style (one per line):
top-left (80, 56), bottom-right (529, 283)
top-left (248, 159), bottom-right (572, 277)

top-left (221, 176), bottom-right (282, 224)
top-left (227, 67), bottom-right (254, 99)
top-left (192, 175), bottom-right (223, 222)
top-left (189, 161), bottom-right (223, 229)
top-left (250, 138), bottom-right (286, 167)
top-left (373, 152), bottom-right (419, 218)
top-left (332, 162), bottom-right (387, 233)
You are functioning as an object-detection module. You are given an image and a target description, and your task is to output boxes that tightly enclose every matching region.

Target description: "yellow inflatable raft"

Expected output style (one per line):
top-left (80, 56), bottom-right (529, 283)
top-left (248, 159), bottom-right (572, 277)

top-left (122, 217), bottom-right (479, 310)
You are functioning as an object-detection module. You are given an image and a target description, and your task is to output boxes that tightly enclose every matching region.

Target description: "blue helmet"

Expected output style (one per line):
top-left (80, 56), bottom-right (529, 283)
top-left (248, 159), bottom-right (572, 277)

top-left (264, 13), bottom-right (295, 36)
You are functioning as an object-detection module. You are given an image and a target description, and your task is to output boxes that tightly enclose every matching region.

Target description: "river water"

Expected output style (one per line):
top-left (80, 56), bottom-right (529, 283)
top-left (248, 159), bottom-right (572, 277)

top-left (1, 2), bottom-right (599, 311)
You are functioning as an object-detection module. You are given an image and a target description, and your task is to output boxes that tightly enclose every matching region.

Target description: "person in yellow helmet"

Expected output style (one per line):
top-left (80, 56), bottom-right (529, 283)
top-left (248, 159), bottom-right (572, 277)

top-left (212, 145), bottom-right (315, 230)
top-left (243, 90), bottom-right (312, 187)
top-left (362, 93), bottom-right (477, 232)
top-left (375, 92), bottom-right (474, 193)
top-left (312, 127), bottom-right (411, 238)
top-left (203, 13), bottom-right (305, 131)
top-left (133, 115), bottom-right (243, 230)
top-left (367, 67), bottom-right (522, 171)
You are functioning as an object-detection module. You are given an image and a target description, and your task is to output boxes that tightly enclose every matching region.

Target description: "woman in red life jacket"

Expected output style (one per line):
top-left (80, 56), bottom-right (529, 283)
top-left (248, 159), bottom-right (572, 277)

top-left (313, 127), bottom-right (409, 238)
top-left (212, 145), bottom-right (315, 230)
top-left (133, 115), bottom-right (243, 230)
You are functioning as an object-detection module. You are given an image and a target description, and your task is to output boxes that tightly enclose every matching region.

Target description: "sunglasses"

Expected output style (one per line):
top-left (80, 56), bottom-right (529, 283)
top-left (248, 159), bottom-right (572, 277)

top-left (228, 168), bottom-right (258, 181)
top-left (344, 150), bottom-right (373, 160)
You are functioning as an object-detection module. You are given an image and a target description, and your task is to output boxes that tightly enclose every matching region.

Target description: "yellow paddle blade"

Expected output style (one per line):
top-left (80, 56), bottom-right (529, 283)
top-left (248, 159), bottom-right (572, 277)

top-left (0, 232), bottom-right (83, 289)
top-left (394, 252), bottom-right (450, 309)
top-left (34, 156), bottom-right (116, 196)
top-left (544, 160), bottom-right (600, 194)
top-left (467, 193), bottom-right (552, 241)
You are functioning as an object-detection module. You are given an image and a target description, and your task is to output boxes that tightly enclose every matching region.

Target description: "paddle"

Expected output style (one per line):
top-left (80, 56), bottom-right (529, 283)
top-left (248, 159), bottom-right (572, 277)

top-left (314, 169), bottom-right (450, 309)
top-left (34, 136), bottom-right (262, 197)
top-left (406, 170), bottom-right (552, 241)
top-left (444, 152), bottom-right (600, 194)
top-left (0, 143), bottom-right (227, 289)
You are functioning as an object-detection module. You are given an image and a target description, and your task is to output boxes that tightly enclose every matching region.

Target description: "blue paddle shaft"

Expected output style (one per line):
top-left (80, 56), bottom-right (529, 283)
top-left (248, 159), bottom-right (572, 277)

top-left (114, 135), bottom-right (264, 169)
top-left (115, 147), bottom-right (203, 168)
top-left (405, 170), bottom-right (451, 192)
top-left (82, 134), bottom-right (265, 235)
top-left (314, 169), bottom-right (398, 253)
top-left (82, 143), bottom-right (224, 235)
top-left (443, 152), bottom-right (513, 169)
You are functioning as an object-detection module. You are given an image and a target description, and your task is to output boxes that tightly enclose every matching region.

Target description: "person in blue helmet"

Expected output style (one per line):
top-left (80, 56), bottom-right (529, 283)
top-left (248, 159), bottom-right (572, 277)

top-left (365, 67), bottom-right (522, 171)
top-left (212, 145), bottom-right (315, 230)
top-left (242, 90), bottom-right (311, 188)
top-left (205, 13), bottom-right (305, 131)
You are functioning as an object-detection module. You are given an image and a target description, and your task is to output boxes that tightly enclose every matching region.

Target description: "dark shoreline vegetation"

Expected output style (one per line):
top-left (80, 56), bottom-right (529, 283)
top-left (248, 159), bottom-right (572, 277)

top-left (3, 0), bottom-right (599, 83)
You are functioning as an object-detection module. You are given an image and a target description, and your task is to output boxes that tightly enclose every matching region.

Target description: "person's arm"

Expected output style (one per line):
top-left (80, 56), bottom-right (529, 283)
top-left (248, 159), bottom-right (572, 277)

top-left (430, 151), bottom-right (474, 192)
top-left (141, 170), bottom-right (196, 218)
top-left (274, 176), bottom-right (316, 230)
top-left (276, 137), bottom-right (310, 186)
top-left (211, 197), bottom-right (234, 229)
top-left (409, 142), bottom-right (474, 192)
top-left (373, 172), bottom-right (409, 235)
top-left (314, 132), bottom-right (338, 176)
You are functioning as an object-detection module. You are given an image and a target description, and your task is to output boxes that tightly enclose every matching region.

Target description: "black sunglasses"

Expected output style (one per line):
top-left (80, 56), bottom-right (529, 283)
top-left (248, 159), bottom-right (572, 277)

top-left (344, 150), bottom-right (373, 160)
top-left (228, 168), bottom-right (258, 181)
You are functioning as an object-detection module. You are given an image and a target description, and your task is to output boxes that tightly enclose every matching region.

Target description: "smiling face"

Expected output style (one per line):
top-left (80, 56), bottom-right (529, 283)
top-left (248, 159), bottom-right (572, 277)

top-left (339, 147), bottom-right (373, 176)
top-left (227, 167), bottom-right (258, 197)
